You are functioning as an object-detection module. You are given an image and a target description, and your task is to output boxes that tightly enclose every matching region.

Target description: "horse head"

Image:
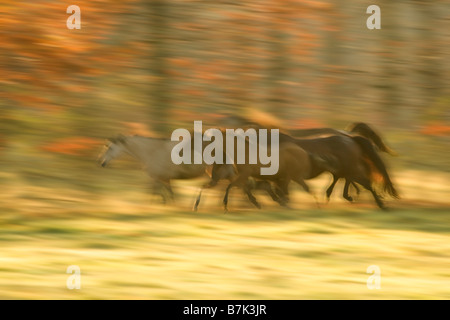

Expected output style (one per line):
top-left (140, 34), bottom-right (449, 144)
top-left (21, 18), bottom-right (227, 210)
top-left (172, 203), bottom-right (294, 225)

top-left (98, 134), bottom-right (127, 167)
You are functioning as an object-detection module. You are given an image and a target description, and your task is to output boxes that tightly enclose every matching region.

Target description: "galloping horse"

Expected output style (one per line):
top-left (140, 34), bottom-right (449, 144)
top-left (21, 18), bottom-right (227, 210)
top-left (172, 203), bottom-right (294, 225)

top-left (98, 134), bottom-right (208, 203)
top-left (278, 132), bottom-right (399, 209)
top-left (288, 122), bottom-right (398, 203)
top-left (196, 129), bottom-right (337, 211)
top-left (195, 125), bottom-right (399, 210)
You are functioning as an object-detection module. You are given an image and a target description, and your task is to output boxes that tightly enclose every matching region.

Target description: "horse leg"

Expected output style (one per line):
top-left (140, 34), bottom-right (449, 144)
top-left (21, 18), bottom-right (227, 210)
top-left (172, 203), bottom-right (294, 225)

top-left (274, 185), bottom-right (286, 203)
top-left (274, 179), bottom-right (290, 204)
top-left (223, 183), bottom-right (233, 212)
top-left (195, 164), bottom-right (236, 211)
top-left (223, 171), bottom-right (252, 212)
top-left (193, 189), bottom-right (202, 211)
top-left (265, 182), bottom-right (287, 207)
top-left (352, 182), bottom-right (360, 196)
top-left (326, 174), bottom-right (339, 202)
top-left (150, 181), bottom-right (167, 204)
top-left (255, 181), bottom-right (286, 207)
top-left (243, 185), bottom-right (261, 209)
top-left (343, 179), bottom-right (354, 202)
top-left (165, 182), bottom-right (174, 201)
top-left (370, 188), bottom-right (386, 210)
top-left (327, 176), bottom-right (357, 203)
top-left (256, 180), bottom-right (287, 207)
top-left (193, 178), bottom-right (220, 211)
top-left (156, 179), bottom-right (174, 204)
top-left (294, 177), bottom-right (319, 207)
top-left (254, 181), bottom-right (277, 203)
top-left (354, 177), bottom-right (386, 210)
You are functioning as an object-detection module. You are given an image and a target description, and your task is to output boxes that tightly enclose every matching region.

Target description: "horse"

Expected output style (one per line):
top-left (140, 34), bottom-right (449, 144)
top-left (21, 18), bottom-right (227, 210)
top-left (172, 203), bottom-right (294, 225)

top-left (201, 129), bottom-right (337, 211)
top-left (193, 162), bottom-right (285, 211)
top-left (289, 122), bottom-right (397, 156)
top-left (98, 134), bottom-right (208, 203)
top-left (288, 122), bottom-right (397, 202)
top-left (194, 123), bottom-right (399, 210)
top-left (278, 132), bottom-right (399, 209)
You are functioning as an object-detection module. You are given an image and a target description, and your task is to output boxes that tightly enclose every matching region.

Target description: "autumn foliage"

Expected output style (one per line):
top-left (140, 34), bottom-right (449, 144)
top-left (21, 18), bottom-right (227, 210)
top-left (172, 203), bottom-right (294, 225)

top-left (0, 1), bottom-right (448, 158)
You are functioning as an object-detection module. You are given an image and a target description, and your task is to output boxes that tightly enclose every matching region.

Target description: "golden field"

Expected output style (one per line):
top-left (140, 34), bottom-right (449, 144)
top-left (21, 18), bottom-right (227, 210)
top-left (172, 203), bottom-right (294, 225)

top-left (0, 168), bottom-right (449, 300)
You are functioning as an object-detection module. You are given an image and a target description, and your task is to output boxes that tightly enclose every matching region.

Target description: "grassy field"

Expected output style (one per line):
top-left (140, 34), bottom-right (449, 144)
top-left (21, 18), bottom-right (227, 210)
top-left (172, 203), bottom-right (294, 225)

top-left (0, 166), bottom-right (449, 299)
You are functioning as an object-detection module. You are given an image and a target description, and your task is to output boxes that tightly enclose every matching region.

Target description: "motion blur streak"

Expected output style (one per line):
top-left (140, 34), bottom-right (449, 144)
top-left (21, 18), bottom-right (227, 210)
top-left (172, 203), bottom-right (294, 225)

top-left (0, 1), bottom-right (449, 299)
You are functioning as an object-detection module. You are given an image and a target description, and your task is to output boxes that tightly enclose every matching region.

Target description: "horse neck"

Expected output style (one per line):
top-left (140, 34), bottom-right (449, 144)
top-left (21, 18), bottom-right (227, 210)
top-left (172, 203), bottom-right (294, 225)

top-left (122, 136), bottom-right (163, 163)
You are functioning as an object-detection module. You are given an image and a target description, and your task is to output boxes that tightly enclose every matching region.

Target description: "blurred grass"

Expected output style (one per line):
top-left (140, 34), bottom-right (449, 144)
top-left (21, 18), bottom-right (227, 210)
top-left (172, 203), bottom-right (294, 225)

top-left (0, 167), bottom-right (449, 299)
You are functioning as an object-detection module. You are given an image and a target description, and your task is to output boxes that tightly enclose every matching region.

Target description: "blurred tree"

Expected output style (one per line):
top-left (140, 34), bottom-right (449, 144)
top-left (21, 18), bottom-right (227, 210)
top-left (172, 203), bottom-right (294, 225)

top-left (322, 1), bottom-right (344, 125)
top-left (265, 3), bottom-right (290, 120)
top-left (1, 0), bottom-right (448, 172)
top-left (148, 0), bottom-right (172, 134)
top-left (379, 1), bottom-right (402, 128)
top-left (414, 1), bottom-right (443, 124)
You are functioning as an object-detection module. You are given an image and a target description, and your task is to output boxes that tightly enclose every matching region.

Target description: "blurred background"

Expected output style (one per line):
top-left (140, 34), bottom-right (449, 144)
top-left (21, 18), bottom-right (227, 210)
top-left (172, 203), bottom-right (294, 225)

top-left (0, 1), bottom-right (449, 299)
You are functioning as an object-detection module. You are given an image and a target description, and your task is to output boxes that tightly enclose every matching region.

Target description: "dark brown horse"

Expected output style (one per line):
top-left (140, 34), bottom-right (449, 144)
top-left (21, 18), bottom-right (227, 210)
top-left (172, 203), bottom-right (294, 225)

top-left (195, 125), bottom-right (399, 210)
top-left (278, 132), bottom-right (399, 209)
top-left (289, 122), bottom-right (397, 202)
top-left (191, 128), bottom-right (336, 211)
top-left (289, 122), bottom-right (397, 156)
top-left (220, 139), bottom-right (336, 211)
top-left (193, 162), bottom-right (287, 211)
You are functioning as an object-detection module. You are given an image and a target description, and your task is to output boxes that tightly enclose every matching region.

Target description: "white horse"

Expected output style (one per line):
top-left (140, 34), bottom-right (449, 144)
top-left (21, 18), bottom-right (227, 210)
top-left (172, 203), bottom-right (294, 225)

top-left (98, 134), bottom-right (209, 203)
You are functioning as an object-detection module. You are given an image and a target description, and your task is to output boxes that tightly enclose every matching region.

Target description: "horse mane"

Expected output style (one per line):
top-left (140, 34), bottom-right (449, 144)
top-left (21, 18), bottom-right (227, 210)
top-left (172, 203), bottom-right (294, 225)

top-left (347, 122), bottom-right (397, 156)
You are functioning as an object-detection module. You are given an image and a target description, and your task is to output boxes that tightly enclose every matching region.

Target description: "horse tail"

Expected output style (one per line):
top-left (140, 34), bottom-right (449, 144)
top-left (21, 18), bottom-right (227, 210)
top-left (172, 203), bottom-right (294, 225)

top-left (347, 122), bottom-right (398, 156)
top-left (289, 127), bottom-right (349, 138)
top-left (352, 136), bottom-right (400, 199)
